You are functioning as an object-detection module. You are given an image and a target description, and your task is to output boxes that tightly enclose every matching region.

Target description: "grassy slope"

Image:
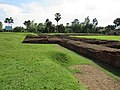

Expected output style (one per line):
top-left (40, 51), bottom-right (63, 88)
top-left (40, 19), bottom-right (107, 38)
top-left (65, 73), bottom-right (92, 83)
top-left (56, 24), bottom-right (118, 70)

top-left (74, 36), bottom-right (120, 41)
top-left (0, 33), bottom-right (120, 90)
top-left (0, 32), bottom-right (90, 90)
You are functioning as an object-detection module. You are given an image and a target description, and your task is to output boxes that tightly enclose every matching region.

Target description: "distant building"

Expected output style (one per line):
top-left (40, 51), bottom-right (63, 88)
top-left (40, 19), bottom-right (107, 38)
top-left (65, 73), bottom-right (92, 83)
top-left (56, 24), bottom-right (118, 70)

top-left (5, 26), bottom-right (12, 31)
top-left (4, 17), bottom-right (14, 31)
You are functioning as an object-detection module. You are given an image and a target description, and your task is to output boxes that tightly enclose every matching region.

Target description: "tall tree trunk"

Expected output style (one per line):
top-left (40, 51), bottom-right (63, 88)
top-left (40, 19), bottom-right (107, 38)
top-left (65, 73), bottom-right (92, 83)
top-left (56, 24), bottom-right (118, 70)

top-left (57, 21), bottom-right (58, 33)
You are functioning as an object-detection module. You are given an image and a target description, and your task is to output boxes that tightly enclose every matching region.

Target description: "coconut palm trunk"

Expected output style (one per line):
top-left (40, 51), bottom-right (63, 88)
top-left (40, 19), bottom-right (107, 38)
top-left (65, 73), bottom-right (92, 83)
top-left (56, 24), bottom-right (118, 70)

top-left (57, 21), bottom-right (58, 33)
top-left (55, 13), bottom-right (61, 33)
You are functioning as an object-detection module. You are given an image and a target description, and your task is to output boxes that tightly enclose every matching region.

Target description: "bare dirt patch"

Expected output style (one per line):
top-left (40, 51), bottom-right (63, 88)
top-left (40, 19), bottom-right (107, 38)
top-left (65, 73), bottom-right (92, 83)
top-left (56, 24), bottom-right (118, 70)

top-left (70, 65), bottom-right (120, 90)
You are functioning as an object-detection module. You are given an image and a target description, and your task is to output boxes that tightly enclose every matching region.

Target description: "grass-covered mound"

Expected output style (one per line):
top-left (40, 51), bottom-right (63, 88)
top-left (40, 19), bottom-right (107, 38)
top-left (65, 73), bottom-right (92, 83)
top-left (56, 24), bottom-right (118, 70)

top-left (0, 33), bottom-right (120, 90)
top-left (0, 33), bottom-right (89, 90)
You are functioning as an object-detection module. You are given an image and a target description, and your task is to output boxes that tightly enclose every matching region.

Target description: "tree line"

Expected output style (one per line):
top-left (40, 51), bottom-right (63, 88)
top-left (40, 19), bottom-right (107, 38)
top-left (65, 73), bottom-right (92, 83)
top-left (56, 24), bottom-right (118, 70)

top-left (0, 13), bottom-right (120, 35)
top-left (17, 15), bottom-right (99, 33)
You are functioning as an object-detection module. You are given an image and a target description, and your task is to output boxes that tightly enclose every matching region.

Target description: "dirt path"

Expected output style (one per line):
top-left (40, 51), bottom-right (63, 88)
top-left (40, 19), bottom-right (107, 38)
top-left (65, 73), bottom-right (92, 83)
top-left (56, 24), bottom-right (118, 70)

top-left (70, 65), bottom-right (120, 90)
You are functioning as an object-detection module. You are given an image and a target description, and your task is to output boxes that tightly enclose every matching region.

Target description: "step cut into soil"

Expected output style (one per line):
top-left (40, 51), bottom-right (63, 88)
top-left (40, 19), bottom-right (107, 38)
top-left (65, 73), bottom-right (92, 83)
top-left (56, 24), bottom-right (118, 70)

top-left (22, 35), bottom-right (120, 69)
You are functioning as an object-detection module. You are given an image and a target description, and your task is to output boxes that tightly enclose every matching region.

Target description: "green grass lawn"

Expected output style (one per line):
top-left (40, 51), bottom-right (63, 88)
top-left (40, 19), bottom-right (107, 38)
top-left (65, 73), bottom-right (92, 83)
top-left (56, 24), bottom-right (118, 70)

top-left (74, 36), bottom-right (120, 41)
top-left (0, 33), bottom-right (120, 90)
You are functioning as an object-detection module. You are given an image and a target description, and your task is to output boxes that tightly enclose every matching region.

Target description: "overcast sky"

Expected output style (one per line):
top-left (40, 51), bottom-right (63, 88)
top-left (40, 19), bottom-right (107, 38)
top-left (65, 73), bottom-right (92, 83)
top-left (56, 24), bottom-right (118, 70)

top-left (0, 0), bottom-right (120, 27)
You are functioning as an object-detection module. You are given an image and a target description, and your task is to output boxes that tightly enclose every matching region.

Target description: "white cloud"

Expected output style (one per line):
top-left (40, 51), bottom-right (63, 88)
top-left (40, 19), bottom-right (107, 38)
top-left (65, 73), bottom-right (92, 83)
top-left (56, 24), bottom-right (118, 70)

top-left (0, 0), bottom-right (120, 27)
top-left (0, 4), bottom-right (24, 27)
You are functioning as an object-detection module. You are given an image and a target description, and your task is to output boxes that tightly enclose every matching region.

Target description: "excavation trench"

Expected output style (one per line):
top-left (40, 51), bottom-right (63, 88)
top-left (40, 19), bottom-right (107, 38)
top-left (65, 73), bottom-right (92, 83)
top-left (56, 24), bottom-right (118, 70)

top-left (23, 35), bottom-right (120, 69)
top-left (22, 35), bottom-right (120, 90)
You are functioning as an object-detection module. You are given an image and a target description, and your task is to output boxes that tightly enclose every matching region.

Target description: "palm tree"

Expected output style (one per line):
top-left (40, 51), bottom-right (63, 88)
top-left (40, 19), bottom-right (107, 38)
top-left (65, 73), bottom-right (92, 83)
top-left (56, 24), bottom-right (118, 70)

top-left (55, 13), bottom-right (61, 32)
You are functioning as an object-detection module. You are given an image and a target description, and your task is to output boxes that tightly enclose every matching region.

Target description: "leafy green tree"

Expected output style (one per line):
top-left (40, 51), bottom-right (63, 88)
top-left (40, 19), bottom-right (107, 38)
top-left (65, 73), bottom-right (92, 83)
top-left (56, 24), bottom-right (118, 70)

top-left (105, 25), bottom-right (115, 30)
top-left (113, 18), bottom-right (120, 29)
top-left (23, 20), bottom-right (38, 32)
top-left (4, 17), bottom-right (14, 31)
top-left (37, 23), bottom-right (45, 33)
top-left (30, 21), bottom-right (37, 33)
top-left (23, 20), bottom-right (31, 32)
top-left (88, 23), bottom-right (94, 33)
top-left (65, 23), bottom-right (71, 33)
top-left (55, 13), bottom-right (61, 32)
top-left (13, 26), bottom-right (25, 32)
top-left (96, 27), bottom-right (105, 34)
top-left (49, 24), bottom-right (56, 33)
top-left (82, 16), bottom-right (91, 33)
top-left (71, 19), bottom-right (82, 33)
top-left (4, 18), bottom-right (9, 23)
top-left (4, 17), bottom-right (14, 24)
top-left (104, 25), bottom-right (116, 34)
top-left (84, 16), bottom-right (90, 25)
top-left (66, 23), bottom-right (69, 27)
top-left (58, 24), bottom-right (65, 33)
top-left (72, 19), bottom-right (79, 25)
top-left (44, 19), bottom-right (52, 33)
top-left (0, 21), bottom-right (3, 31)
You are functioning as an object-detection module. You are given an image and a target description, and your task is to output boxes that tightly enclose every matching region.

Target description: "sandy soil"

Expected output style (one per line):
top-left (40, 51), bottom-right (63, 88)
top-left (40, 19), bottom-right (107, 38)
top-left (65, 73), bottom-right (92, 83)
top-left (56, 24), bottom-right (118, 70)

top-left (70, 65), bottom-right (120, 90)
